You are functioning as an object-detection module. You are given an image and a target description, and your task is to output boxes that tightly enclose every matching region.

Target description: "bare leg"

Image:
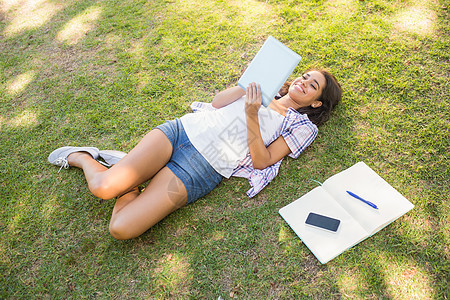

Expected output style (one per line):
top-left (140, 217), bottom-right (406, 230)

top-left (64, 128), bottom-right (190, 239)
top-left (68, 129), bottom-right (173, 200)
top-left (108, 167), bottom-right (188, 240)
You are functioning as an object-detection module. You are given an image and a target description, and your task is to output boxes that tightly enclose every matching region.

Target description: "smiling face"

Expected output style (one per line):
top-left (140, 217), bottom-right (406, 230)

top-left (288, 71), bottom-right (326, 108)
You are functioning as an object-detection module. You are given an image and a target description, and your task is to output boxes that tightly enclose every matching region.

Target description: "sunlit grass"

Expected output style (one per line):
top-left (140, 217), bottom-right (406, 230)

top-left (278, 223), bottom-right (293, 243)
top-left (6, 70), bottom-right (37, 95)
top-left (1, 0), bottom-right (64, 37)
top-left (379, 254), bottom-right (434, 299)
top-left (56, 5), bottom-right (103, 45)
top-left (227, 0), bottom-right (275, 30)
top-left (153, 252), bottom-right (193, 296)
top-left (10, 110), bottom-right (38, 127)
top-left (393, 2), bottom-right (437, 37)
top-left (325, 0), bottom-right (358, 16)
top-left (336, 267), bottom-right (369, 298)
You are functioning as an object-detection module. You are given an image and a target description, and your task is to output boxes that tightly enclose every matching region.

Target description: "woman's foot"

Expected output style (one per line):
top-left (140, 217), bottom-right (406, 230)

top-left (48, 146), bottom-right (100, 172)
top-left (98, 150), bottom-right (127, 167)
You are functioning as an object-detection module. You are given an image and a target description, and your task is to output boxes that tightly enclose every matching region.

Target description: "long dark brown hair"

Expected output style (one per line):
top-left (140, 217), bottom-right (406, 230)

top-left (276, 69), bottom-right (342, 126)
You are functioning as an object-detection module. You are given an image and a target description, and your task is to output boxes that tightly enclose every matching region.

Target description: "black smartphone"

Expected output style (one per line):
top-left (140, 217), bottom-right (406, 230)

top-left (305, 212), bottom-right (341, 232)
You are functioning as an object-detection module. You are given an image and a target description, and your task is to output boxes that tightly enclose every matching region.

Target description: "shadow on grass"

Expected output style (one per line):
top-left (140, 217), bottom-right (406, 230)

top-left (1, 0), bottom-right (448, 298)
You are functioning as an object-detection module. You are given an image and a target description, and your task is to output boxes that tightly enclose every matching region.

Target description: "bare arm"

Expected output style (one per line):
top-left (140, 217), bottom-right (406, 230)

top-left (245, 83), bottom-right (292, 169)
top-left (211, 86), bottom-right (246, 108)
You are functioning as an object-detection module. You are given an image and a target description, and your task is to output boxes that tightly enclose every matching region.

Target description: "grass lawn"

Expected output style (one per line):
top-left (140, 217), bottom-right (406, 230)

top-left (1, 0), bottom-right (448, 298)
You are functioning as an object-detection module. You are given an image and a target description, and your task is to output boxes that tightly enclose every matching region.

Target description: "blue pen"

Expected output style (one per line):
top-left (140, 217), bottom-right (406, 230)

top-left (346, 191), bottom-right (378, 209)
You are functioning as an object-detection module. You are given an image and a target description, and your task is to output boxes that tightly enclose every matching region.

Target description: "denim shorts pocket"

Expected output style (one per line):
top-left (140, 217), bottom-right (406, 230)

top-left (156, 118), bottom-right (223, 204)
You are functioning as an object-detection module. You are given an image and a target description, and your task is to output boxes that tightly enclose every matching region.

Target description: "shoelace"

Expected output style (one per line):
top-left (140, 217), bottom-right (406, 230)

top-left (54, 157), bottom-right (70, 173)
top-left (54, 157), bottom-right (111, 172)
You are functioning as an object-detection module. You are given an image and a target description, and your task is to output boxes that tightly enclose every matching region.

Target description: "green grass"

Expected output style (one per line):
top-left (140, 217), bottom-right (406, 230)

top-left (1, 0), bottom-right (449, 298)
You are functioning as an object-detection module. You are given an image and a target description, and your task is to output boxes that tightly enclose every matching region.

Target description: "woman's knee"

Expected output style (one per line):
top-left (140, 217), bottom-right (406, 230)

top-left (89, 175), bottom-right (121, 200)
top-left (109, 217), bottom-right (142, 240)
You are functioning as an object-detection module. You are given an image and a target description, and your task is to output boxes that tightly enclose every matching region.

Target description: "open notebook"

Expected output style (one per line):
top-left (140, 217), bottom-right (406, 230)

top-left (279, 162), bottom-right (414, 264)
top-left (238, 36), bottom-right (301, 107)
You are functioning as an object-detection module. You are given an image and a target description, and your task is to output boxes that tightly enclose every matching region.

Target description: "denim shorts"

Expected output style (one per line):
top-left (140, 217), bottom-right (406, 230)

top-left (156, 118), bottom-right (223, 204)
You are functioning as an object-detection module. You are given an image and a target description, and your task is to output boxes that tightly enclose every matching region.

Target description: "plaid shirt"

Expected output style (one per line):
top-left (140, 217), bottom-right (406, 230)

top-left (190, 101), bottom-right (318, 197)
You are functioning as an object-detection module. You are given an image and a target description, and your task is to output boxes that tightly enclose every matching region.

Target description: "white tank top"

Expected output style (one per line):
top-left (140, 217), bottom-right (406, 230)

top-left (180, 97), bottom-right (284, 178)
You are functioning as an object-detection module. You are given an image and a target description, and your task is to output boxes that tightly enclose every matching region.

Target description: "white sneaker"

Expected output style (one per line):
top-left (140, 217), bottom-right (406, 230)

top-left (98, 150), bottom-right (127, 167)
top-left (48, 146), bottom-right (99, 172)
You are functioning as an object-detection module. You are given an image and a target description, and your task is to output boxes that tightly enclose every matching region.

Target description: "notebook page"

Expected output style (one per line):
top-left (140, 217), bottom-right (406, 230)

top-left (323, 162), bottom-right (414, 234)
top-left (279, 187), bottom-right (368, 264)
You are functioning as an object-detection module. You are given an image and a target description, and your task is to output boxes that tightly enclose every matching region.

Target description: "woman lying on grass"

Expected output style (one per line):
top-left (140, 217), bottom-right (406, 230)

top-left (48, 69), bottom-right (342, 240)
